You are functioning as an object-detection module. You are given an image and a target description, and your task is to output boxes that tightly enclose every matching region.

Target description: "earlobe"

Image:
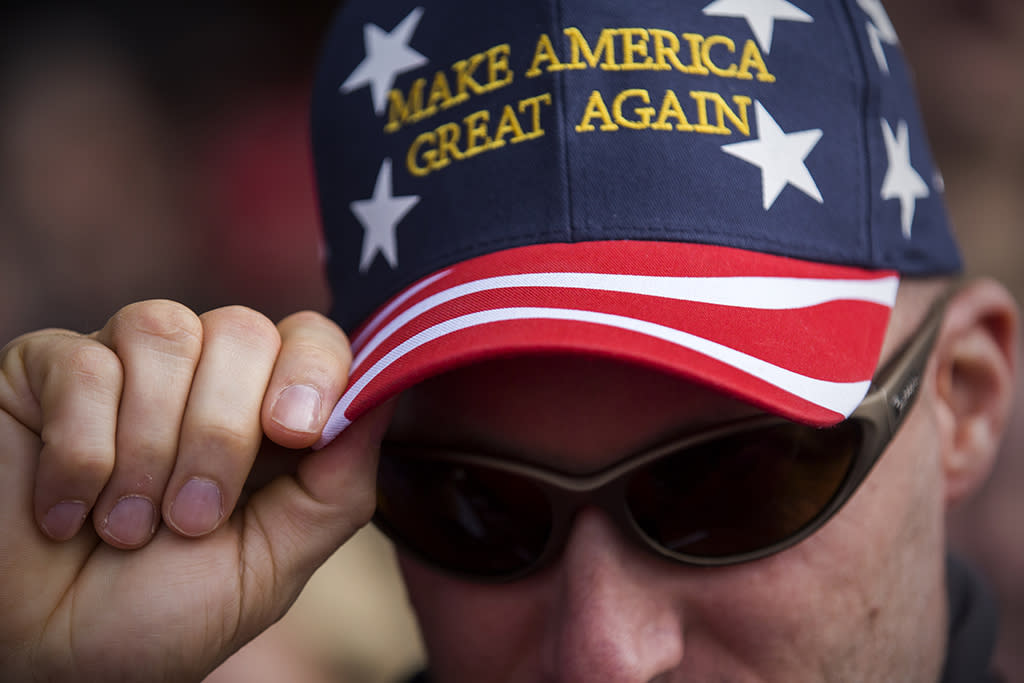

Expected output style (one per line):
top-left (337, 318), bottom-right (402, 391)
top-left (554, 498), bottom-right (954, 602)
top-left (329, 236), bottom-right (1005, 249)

top-left (931, 278), bottom-right (1019, 505)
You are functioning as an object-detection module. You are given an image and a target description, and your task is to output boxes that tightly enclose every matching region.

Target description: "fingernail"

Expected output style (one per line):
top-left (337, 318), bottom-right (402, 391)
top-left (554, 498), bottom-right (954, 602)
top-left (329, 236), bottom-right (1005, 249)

top-left (271, 384), bottom-right (321, 434)
top-left (42, 501), bottom-right (88, 541)
top-left (169, 478), bottom-right (222, 537)
top-left (103, 496), bottom-right (157, 547)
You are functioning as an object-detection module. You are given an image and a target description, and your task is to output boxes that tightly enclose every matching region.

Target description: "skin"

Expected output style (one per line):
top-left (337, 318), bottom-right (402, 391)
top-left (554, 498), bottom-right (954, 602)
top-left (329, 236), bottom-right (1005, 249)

top-left (0, 302), bottom-right (394, 682)
top-left (389, 359), bottom-right (943, 682)
top-left (0, 279), bottom-right (1014, 682)
top-left (389, 279), bottom-right (1016, 683)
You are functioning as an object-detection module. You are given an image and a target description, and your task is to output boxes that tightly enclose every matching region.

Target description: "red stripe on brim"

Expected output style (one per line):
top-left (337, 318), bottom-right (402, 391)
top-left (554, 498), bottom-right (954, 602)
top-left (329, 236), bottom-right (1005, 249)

top-left (317, 241), bottom-right (898, 447)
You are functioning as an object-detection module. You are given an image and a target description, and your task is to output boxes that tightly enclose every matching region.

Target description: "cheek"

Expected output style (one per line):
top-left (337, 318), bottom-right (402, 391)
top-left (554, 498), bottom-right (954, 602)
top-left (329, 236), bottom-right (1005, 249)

top-left (398, 555), bottom-right (546, 680)
top-left (680, 414), bottom-right (949, 676)
top-left (396, 411), bottom-right (951, 682)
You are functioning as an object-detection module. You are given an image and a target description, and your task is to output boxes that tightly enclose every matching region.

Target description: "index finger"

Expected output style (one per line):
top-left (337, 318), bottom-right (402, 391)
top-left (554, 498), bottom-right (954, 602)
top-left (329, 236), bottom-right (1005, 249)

top-left (261, 311), bottom-right (352, 450)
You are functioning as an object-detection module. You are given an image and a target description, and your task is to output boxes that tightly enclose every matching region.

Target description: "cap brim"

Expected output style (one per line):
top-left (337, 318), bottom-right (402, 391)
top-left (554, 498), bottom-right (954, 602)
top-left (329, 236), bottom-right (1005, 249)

top-left (316, 241), bottom-right (898, 448)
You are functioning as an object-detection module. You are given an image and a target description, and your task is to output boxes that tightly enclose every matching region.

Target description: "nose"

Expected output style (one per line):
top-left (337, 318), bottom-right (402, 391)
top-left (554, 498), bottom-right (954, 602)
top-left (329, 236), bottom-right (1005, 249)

top-left (543, 507), bottom-right (685, 682)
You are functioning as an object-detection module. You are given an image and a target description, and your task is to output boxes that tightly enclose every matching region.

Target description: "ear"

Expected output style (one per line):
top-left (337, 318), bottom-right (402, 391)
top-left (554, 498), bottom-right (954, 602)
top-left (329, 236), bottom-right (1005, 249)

top-left (931, 278), bottom-right (1019, 505)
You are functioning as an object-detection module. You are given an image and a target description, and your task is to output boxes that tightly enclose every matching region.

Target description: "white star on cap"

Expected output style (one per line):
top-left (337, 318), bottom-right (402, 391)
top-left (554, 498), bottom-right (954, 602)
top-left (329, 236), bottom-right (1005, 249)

top-left (721, 101), bottom-right (823, 211)
top-left (880, 119), bottom-right (929, 239)
top-left (856, 0), bottom-right (899, 73)
top-left (351, 159), bottom-right (420, 271)
top-left (702, 0), bottom-right (813, 54)
top-left (340, 7), bottom-right (428, 115)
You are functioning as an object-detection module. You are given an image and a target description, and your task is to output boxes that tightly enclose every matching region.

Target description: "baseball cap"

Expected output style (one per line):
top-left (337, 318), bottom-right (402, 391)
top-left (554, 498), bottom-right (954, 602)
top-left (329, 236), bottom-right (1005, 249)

top-left (311, 0), bottom-right (960, 447)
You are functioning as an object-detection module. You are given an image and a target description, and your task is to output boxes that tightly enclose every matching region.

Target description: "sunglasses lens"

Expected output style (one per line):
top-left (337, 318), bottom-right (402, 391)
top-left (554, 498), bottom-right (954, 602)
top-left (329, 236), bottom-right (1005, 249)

top-left (376, 451), bottom-right (551, 578)
top-left (627, 421), bottom-right (861, 559)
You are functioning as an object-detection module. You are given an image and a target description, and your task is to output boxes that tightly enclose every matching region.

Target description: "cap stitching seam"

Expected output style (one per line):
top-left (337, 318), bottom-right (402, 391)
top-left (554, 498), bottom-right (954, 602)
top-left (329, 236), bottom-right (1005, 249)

top-left (835, 0), bottom-right (876, 264)
top-left (552, 0), bottom-right (574, 243)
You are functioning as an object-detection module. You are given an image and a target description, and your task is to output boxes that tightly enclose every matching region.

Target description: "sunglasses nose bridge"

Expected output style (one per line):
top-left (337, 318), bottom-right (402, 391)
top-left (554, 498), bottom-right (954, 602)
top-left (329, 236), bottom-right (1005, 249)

top-left (538, 474), bottom-right (643, 568)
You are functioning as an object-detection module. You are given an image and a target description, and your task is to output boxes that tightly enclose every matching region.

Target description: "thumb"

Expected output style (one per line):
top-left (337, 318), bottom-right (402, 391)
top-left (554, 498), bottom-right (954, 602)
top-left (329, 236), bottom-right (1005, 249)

top-left (237, 399), bottom-right (395, 622)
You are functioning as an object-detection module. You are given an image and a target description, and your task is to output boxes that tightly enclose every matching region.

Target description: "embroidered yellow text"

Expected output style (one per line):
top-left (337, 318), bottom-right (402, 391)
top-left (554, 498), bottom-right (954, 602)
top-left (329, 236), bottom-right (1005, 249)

top-left (386, 43), bottom-right (514, 133)
top-left (526, 28), bottom-right (775, 83)
top-left (575, 89), bottom-right (752, 135)
top-left (407, 93), bottom-right (553, 176)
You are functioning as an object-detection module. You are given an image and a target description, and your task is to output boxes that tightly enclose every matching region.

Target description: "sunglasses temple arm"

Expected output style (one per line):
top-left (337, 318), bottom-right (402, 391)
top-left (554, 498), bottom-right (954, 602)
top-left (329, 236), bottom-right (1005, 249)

top-left (876, 287), bottom-right (954, 435)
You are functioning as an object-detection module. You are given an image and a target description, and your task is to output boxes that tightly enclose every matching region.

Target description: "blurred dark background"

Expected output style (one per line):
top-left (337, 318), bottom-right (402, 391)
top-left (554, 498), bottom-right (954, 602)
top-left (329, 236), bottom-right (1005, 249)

top-left (0, 2), bottom-right (337, 338)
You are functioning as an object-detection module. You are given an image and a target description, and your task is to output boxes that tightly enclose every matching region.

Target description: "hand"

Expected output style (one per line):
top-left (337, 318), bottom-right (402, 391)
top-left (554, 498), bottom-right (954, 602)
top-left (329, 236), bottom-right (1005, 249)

top-left (0, 301), bottom-right (391, 683)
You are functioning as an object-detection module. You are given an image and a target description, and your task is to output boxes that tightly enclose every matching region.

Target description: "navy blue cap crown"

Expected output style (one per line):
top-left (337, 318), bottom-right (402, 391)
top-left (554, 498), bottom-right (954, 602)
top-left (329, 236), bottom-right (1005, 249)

top-left (312, 0), bottom-right (960, 333)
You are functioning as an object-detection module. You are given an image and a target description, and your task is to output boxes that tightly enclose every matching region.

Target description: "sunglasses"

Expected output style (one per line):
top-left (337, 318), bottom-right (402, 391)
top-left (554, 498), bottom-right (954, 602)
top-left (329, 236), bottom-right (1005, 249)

top-left (375, 289), bottom-right (952, 582)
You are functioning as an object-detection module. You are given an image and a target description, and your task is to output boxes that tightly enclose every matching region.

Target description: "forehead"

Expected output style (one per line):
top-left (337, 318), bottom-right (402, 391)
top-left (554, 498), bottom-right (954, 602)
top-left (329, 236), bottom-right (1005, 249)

top-left (387, 353), bottom-right (762, 472)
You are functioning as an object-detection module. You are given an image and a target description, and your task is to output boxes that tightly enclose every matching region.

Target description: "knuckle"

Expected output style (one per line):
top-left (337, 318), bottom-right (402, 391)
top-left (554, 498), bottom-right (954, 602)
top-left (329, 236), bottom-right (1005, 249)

top-left (39, 431), bottom-right (114, 485)
top-left (280, 309), bottom-right (326, 325)
top-left (32, 341), bottom-right (120, 488)
top-left (203, 306), bottom-right (280, 352)
top-left (112, 300), bottom-right (203, 360)
top-left (346, 485), bottom-right (377, 528)
top-left (120, 435), bottom-right (177, 471)
top-left (70, 448), bottom-right (116, 484)
top-left (61, 343), bottom-right (123, 398)
top-left (282, 342), bottom-right (349, 383)
top-left (279, 310), bottom-right (334, 332)
top-left (280, 311), bottom-right (350, 352)
top-left (190, 422), bottom-right (260, 458)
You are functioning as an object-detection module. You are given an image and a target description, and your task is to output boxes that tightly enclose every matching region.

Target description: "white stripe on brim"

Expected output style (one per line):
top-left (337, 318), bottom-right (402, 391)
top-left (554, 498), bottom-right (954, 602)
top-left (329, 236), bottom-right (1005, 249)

top-left (316, 241), bottom-right (899, 448)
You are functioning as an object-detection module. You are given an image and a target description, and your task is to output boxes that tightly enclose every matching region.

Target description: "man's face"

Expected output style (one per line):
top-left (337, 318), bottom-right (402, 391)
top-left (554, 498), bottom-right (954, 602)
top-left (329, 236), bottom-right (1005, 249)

top-left (386, 317), bottom-right (950, 681)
